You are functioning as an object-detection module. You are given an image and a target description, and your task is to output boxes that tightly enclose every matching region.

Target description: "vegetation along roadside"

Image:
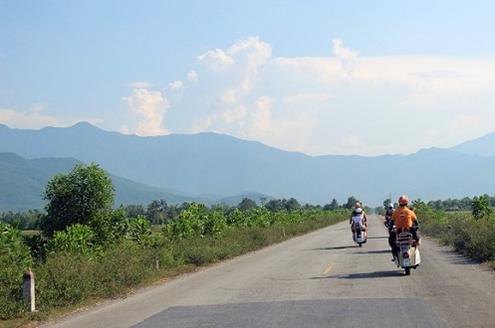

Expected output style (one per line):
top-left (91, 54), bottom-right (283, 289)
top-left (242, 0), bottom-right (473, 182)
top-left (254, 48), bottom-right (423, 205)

top-left (0, 163), bottom-right (349, 325)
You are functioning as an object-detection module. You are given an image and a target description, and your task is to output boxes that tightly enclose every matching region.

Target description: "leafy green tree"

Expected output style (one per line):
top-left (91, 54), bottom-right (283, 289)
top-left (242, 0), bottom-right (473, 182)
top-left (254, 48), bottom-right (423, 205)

top-left (471, 194), bottom-right (493, 220)
top-left (124, 204), bottom-right (146, 218)
top-left (147, 199), bottom-right (168, 224)
top-left (265, 199), bottom-right (283, 212)
top-left (284, 198), bottom-right (301, 212)
top-left (323, 198), bottom-right (339, 211)
top-left (411, 199), bottom-right (428, 212)
top-left (40, 163), bottom-right (115, 239)
top-left (238, 198), bottom-right (257, 211)
top-left (344, 196), bottom-right (359, 209)
top-left (383, 198), bottom-right (392, 208)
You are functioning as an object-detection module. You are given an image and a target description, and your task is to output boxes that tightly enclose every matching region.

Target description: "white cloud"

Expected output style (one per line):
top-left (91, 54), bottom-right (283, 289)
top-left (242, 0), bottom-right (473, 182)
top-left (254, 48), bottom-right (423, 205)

top-left (181, 36), bottom-right (495, 155)
top-left (191, 116), bottom-right (213, 133)
top-left (222, 106), bottom-right (247, 124)
top-left (120, 125), bottom-right (130, 134)
top-left (248, 96), bottom-right (273, 136)
top-left (122, 88), bottom-right (169, 136)
top-left (128, 81), bottom-right (152, 88)
top-left (197, 49), bottom-right (234, 70)
top-left (332, 38), bottom-right (358, 62)
top-left (187, 70), bottom-right (199, 82)
top-left (168, 80), bottom-right (183, 91)
top-left (221, 89), bottom-right (238, 104)
top-left (228, 36), bottom-right (272, 69)
top-left (0, 105), bottom-right (102, 129)
top-left (0, 108), bottom-right (59, 128)
top-left (282, 93), bottom-right (330, 105)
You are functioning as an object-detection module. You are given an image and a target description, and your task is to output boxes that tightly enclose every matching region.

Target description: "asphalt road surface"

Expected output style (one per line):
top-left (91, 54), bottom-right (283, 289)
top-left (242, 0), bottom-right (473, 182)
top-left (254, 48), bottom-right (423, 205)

top-left (44, 215), bottom-right (495, 328)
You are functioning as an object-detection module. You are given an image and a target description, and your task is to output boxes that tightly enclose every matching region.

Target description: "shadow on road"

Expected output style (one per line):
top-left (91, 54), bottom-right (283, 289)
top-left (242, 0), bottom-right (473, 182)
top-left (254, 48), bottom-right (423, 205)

top-left (334, 270), bottom-right (403, 279)
top-left (353, 249), bottom-right (391, 255)
top-left (307, 245), bottom-right (359, 251)
top-left (310, 270), bottom-right (402, 280)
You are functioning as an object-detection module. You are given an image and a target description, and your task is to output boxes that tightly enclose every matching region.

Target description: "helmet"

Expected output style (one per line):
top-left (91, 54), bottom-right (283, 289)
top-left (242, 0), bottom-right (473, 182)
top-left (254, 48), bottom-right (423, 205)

top-left (388, 204), bottom-right (393, 209)
top-left (355, 202), bottom-right (362, 209)
top-left (355, 208), bottom-right (363, 214)
top-left (398, 195), bottom-right (409, 206)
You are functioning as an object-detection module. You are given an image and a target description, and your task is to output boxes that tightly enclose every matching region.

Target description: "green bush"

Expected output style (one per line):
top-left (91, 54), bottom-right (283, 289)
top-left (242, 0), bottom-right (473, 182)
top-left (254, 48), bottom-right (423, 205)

top-left (46, 224), bottom-right (98, 258)
top-left (418, 208), bottom-right (495, 263)
top-left (114, 215), bottom-right (152, 244)
top-left (0, 222), bottom-right (33, 319)
top-left (36, 253), bottom-right (96, 309)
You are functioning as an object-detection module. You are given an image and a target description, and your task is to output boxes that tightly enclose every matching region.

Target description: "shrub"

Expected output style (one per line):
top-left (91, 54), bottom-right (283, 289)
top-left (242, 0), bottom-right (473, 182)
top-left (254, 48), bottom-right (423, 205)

top-left (36, 253), bottom-right (96, 308)
top-left (0, 222), bottom-right (33, 319)
top-left (46, 224), bottom-right (98, 258)
top-left (114, 215), bottom-right (152, 244)
top-left (418, 208), bottom-right (495, 263)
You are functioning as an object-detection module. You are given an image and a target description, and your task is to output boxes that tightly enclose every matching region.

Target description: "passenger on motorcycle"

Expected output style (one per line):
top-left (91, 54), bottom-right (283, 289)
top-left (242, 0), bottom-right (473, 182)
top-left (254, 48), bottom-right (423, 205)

top-left (390, 195), bottom-right (420, 259)
top-left (349, 202), bottom-right (368, 237)
top-left (384, 204), bottom-right (394, 224)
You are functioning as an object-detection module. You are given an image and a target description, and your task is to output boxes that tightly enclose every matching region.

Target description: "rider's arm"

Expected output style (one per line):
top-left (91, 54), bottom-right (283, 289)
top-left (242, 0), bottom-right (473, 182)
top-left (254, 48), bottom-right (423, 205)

top-left (411, 210), bottom-right (417, 222)
top-left (411, 210), bottom-right (419, 229)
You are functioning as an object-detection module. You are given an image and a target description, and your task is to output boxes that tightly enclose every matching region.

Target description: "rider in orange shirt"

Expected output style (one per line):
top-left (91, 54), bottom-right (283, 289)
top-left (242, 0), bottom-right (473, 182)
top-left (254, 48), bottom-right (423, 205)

top-left (392, 195), bottom-right (420, 243)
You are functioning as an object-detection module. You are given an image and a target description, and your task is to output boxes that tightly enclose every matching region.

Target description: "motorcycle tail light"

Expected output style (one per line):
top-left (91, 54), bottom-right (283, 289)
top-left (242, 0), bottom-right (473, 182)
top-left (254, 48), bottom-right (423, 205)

top-left (403, 252), bottom-right (410, 259)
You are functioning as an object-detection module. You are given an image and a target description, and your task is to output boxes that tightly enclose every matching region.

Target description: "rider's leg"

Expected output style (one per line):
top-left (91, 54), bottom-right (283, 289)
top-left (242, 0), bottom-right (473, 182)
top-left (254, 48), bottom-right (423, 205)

top-left (389, 231), bottom-right (398, 260)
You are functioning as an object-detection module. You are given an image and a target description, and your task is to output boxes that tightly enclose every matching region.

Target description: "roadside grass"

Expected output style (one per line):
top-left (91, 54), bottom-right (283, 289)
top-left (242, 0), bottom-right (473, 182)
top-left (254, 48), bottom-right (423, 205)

top-left (417, 208), bottom-right (495, 265)
top-left (1, 212), bottom-right (347, 327)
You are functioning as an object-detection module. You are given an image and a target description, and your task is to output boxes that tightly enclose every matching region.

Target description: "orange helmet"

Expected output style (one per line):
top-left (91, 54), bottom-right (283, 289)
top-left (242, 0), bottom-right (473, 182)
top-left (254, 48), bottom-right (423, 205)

top-left (355, 202), bottom-right (362, 209)
top-left (398, 195), bottom-right (409, 206)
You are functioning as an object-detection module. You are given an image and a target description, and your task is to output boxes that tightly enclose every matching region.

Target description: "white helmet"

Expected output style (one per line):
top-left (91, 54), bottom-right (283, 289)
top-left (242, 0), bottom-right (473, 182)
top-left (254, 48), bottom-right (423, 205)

top-left (388, 204), bottom-right (393, 209)
top-left (355, 208), bottom-right (363, 214)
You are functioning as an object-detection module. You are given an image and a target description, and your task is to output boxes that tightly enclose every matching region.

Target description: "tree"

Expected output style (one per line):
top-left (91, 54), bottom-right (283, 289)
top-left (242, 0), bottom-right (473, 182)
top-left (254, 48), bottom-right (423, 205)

top-left (383, 198), bottom-right (392, 208)
top-left (147, 199), bottom-right (168, 224)
top-left (238, 198), bottom-right (257, 211)
top-left (284, 198), bottom-right (301, 212)
top-left (323, 198), bottom-right (339, 211)
top-left (265, 199), bottom-right (283, 212)
top-left (471, 194), bottom-right (493, 220)
top-left (40, 163), bottom-right (115, 238)
top-left (124, 204), bottom-right (146, 218)
top-left (344, 196), bottom-right (359, 209)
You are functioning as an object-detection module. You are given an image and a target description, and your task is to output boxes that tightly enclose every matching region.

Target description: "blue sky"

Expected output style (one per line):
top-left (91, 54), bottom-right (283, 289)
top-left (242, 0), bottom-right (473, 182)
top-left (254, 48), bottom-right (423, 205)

top-left (1, 1), bottom-right (495, 155)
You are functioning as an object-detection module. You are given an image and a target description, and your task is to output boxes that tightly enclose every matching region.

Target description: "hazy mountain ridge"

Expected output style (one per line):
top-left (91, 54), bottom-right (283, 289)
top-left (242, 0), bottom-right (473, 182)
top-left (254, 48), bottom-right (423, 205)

top-left (0, 152), bottom-right (204, 211)
top-left (450, 132), bottom-right (495, 157)
top-left (1, 122), bottom-right (495, 206)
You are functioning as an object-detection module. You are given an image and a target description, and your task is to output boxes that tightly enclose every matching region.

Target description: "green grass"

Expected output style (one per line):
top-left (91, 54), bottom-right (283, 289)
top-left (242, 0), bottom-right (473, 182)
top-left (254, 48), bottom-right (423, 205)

top-left (1, 211), bottom-right (347, 326)
top-left (418, 208), bottom-right (495, 264)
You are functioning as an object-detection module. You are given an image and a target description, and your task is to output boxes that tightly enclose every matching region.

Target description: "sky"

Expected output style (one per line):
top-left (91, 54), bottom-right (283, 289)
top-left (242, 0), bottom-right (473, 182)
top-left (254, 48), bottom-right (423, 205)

top-left (1, 0), bottom-right (495, 156)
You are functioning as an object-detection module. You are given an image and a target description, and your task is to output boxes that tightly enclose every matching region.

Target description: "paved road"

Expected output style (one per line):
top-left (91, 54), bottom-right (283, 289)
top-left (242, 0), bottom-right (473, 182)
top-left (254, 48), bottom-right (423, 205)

top-left (44, 215), bottom-right (495, 328)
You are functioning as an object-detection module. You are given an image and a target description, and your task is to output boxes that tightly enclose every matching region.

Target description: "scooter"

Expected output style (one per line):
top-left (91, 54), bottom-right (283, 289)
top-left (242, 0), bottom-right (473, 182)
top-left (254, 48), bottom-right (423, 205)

top-left (395, 230), bottom-right (420, 275)
top-left (352, 222), bottom-right (367, 247)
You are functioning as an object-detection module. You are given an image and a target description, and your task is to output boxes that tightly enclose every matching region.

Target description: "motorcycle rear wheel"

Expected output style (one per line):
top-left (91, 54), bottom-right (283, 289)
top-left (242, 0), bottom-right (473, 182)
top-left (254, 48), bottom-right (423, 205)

top-left (405, 267), bottom-right (411, 275)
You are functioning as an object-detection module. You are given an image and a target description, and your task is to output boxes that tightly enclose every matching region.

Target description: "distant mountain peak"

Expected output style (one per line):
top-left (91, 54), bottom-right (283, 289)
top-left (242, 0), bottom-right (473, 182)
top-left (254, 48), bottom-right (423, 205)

top-left (70, 121), bottom-right (101, 130)
top-left (450, 131), bottom-right (495, 157)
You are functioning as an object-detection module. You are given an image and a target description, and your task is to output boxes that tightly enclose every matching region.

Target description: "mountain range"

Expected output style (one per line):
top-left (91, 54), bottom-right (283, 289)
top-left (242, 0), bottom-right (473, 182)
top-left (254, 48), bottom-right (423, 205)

top-left (0, 122), bottom-right (494, 210)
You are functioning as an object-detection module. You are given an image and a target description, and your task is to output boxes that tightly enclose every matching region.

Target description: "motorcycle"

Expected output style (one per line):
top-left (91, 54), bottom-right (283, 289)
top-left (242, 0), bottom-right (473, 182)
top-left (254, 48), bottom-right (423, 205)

top-left (352, 222), bottom-right (367, 247)
top-left (395, 230), bottom-right (421, 275)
